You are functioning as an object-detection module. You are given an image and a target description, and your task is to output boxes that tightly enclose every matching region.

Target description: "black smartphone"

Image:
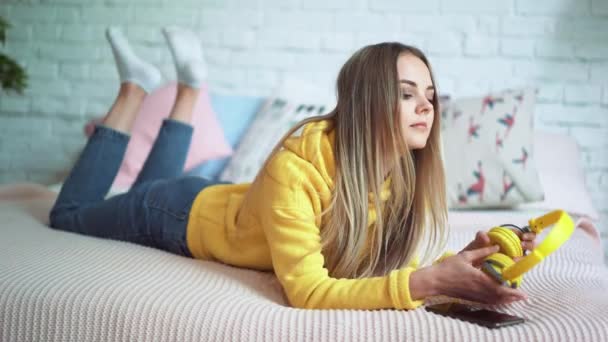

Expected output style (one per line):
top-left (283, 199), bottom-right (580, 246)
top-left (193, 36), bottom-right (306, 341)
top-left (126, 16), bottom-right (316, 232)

top-left (425, 303), bottom-right (525, 329)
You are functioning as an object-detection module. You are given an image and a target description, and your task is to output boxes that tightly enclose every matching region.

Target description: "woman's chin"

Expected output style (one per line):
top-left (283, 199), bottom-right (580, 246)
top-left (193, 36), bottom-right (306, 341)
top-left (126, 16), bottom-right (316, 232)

top-left (406, 128), bottom-right (430, 150)
top-left (407, 139), bottom-right (427, 150)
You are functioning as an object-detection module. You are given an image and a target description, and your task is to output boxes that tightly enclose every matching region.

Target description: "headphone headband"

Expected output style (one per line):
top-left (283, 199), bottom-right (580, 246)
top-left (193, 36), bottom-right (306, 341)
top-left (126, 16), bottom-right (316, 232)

top-left (501, 210), bottom-right (575, 281)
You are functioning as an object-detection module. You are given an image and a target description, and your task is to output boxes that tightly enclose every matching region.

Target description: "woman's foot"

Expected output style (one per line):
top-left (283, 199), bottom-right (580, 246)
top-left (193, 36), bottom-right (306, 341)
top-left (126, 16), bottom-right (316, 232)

top-left (106, 26), bottom-right (162, 93)
top-left (162, 26), bottom-right (208, 89)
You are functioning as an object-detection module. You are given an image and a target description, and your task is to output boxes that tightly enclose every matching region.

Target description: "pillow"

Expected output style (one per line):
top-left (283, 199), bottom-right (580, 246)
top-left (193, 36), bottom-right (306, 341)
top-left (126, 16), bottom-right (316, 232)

top-left (84, 82), bottom-right (233, 189)
top-left (517, 131), bottom-right (599, 220)
top-left (183, 93), bottom-right (265, 181)
top-left (219, 79), bottom-right (336, 183)
top-left (441, 87), bottom-right (545, 208)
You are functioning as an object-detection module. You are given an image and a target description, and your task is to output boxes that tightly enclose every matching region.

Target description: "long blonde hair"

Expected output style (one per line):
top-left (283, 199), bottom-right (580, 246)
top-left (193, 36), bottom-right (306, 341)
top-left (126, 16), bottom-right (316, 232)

top-left (254, 42), bottom-right (448, 279)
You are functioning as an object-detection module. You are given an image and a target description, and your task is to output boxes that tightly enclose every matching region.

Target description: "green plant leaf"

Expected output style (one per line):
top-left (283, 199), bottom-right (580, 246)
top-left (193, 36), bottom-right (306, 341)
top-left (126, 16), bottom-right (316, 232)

top-left (0, 16), bottom-right (10, 45)
top-left (0, 16), bottom-right (28, 94)
top-left (0, 53), bottom-right (28, 94)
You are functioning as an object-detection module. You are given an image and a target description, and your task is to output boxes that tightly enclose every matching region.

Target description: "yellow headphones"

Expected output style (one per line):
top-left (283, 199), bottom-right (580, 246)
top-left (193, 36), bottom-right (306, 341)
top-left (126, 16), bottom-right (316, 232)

top-left (481, 210), bottom-right (575, 288)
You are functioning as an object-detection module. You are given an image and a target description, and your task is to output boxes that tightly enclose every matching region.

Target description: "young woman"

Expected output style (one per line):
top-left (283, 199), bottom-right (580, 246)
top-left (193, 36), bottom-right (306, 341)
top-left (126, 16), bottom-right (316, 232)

top-left (49, 27), bottom-right (534, 311)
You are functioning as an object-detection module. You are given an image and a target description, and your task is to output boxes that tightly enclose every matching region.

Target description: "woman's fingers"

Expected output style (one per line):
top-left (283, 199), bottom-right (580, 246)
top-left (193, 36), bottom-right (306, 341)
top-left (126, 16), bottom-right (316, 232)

top-left (521, 240), bottom-right (537, 250)
top-left (521, 232), bottom-right (537, 251)
top-left (510, 229), bottom-right (536, 240)
top-left (461, 231), bottom-right (491, 253)
top-left (497, 284), bottom-right (527, 300)
top-left (474, 264), bottom-right (528, 302)
top-left (440, 256), bottom-right (528, 305)
top-left (461, 245), bottom-right (500, 264)
top-left (480, 284), bottom-right (527, 304)
top-left (460, 229), bottom-right (537, 256)
top-left (454, 284), bottom-right (526, 305)
top-left (507, 229), bottom-right (537, 251)
top-left (522, 232), bottom-right (535, 240)
top-left (476, 230), bottom-right (491, 245)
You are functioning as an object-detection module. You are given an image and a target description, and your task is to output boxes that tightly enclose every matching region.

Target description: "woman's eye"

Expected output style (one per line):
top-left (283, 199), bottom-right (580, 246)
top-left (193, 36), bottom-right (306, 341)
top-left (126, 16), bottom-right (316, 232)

top-left (401, 93), bottom-right (413, 100)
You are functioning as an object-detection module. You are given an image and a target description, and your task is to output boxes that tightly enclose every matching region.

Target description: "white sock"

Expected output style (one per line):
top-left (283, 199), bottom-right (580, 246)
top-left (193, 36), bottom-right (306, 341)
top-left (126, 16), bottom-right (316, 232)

top-left (162, 26), bottom-right (208, 89)
top-left (105, 27), bottom-right (162, 93)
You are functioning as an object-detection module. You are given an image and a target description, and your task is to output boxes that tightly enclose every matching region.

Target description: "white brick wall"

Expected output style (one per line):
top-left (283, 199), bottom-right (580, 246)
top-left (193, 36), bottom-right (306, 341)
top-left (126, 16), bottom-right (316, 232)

top-left (1, 0), bottom-right (607, 258)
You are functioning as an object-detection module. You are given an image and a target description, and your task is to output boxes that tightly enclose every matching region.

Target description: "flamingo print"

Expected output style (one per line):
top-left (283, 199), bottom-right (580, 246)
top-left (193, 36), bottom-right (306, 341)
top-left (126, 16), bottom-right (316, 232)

top-left (453, 109), bottom-right (463, 121)
top-left (457, 183), bottom-right (468, 204)
top-left (481, 95), bottom-right (504, 114)
top-left (496, 132), bottom-right (503, 152)
top-left (500, 171), bottom-right (515, 201)
top-left (466, 161), bottom-right (485, 202)
top-left (441, 107), bottom-right (448, 121)
top-left (468, 117), bottom-right (480, 143)
top-left (513, 147), bottom-right (529, 169)
top-left (497, 106), bottom-right (517, 139)
top-left (440, 107), bottom-right (449, 130)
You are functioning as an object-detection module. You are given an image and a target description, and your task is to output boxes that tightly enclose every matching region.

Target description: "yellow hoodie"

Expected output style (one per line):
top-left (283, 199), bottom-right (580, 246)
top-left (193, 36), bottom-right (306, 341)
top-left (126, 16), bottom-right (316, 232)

top-left (186, 119), bottom-right (438, 310)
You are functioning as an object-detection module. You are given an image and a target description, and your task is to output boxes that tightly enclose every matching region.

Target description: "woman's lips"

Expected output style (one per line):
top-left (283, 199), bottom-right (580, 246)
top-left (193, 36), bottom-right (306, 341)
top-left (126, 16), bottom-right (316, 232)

top-left (410, 123), bottom-right (427, 129)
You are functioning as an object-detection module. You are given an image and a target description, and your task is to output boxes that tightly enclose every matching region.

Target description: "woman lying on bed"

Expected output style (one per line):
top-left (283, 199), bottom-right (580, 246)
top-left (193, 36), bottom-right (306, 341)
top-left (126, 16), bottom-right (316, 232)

top-left (48, 26), bottom-right (536, 310)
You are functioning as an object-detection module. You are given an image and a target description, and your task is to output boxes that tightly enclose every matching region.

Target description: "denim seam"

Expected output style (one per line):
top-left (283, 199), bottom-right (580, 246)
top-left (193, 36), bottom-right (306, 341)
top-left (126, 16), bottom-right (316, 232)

top-left (145, 201), bottom-right (189, 221)
top-left (107, 232), bottom-right (155, 241)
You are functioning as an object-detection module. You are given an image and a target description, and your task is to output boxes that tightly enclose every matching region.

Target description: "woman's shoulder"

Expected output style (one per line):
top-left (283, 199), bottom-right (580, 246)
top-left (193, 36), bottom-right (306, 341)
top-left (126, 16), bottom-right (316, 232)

top-left (264, 119), bottom-right (336, 189)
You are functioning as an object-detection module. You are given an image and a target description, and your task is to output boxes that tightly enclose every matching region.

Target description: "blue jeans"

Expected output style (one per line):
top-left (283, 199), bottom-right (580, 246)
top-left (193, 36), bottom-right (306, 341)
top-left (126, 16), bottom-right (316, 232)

top-left (49, 119), bottom-right (230, 257)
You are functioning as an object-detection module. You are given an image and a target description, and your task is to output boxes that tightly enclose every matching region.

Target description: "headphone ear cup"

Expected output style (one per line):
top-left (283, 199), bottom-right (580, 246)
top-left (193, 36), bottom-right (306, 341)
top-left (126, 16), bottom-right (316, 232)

top-left (488, 227), bottom-right (523, 259)
top-left (482, 252), bottom-right (523, 289)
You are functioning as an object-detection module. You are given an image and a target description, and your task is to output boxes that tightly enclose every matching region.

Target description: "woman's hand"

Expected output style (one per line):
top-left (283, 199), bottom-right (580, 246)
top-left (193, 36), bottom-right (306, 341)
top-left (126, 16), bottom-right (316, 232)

top-left (460, 229), bottom-right (537, 262)
top-left (518, 230), bottom-right (538, 253)
top-left (425, 245), bottom-right (528, 305)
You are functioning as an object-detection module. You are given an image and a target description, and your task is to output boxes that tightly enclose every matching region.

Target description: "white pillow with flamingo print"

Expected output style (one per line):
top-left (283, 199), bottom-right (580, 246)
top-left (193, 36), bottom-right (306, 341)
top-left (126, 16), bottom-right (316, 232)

top-left (440, 87), bottom-right (545, 208)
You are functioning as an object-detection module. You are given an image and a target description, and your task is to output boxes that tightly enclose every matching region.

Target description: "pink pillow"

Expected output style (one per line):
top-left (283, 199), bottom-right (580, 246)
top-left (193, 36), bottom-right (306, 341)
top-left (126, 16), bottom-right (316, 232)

top-left (84, 82), bottom-right (233, 189)
top-left (517, 132), bottom-right (599, 220)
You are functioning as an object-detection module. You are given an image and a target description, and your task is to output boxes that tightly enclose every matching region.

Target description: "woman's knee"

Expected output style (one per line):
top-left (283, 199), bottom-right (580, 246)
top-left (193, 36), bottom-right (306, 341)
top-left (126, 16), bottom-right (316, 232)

top-left (48, 205), bottom-right (75, 231)
top-left (48, 206), bottom-right (63, 229)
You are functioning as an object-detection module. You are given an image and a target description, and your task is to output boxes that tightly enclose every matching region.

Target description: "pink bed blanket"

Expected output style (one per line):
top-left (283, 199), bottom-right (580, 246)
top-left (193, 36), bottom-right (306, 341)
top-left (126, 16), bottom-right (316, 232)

top-left (0, 188), bottom-right (607, 341)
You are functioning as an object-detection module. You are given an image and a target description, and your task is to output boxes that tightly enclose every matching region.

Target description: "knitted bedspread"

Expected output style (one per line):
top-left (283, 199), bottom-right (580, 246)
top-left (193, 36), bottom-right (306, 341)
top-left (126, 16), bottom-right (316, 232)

top-left (1, 199), bottom-right (607, 342)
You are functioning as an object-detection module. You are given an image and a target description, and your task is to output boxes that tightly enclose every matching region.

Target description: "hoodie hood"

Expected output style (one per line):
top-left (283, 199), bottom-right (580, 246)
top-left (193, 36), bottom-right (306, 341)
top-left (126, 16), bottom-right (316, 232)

top-left (281, 119), bottom-right (391, 202)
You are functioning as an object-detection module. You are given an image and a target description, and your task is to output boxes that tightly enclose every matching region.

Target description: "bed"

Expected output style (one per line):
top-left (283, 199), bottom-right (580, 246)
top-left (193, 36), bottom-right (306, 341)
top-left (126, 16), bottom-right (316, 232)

top-left (1, 184), bottom-right (606, 342)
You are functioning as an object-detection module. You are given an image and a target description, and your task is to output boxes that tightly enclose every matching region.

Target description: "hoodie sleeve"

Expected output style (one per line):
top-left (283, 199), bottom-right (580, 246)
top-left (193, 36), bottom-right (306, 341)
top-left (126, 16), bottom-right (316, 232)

top-left (259, 168), bottom-right (425, 310)
top-left (434, 251), bottom-right (456, 265)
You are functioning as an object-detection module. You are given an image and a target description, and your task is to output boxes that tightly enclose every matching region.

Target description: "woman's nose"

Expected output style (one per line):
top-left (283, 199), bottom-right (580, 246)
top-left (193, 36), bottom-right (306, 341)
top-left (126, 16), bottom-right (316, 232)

top-left (417, 100), bottom-right (432, 115)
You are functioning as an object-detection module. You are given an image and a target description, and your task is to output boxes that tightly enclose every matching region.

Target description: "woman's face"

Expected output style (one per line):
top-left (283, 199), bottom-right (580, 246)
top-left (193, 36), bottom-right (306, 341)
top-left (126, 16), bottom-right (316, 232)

top-left (397, 54), bottom-right (435, 150)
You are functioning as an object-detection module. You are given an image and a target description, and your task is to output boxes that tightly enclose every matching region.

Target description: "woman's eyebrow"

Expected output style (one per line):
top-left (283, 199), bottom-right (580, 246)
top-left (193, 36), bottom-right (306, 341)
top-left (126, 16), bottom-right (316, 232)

top-left (400, 79), bottom-right (434, 91)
